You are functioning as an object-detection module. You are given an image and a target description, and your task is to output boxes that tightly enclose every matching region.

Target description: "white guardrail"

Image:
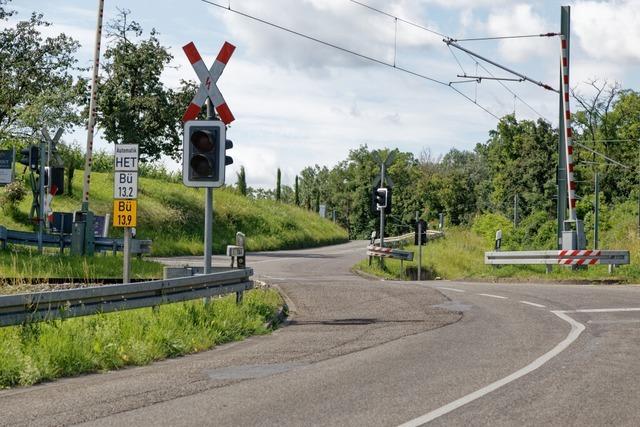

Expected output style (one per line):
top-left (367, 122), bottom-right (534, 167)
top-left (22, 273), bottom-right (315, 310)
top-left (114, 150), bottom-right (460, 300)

top-left (367, 245), bottom-right (414, 261)
top-left (373, 230), bottom-right (444, 247)
top-left (485, 250), bottom-right (630, 266)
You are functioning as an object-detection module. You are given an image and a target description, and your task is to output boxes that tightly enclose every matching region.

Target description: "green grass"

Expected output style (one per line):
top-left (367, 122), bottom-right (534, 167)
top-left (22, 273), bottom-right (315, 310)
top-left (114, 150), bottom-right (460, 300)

top-left (2, 171), bottom-right (348, 256)
top-left (0, 249), bottom-right (164, 294)
top-left (0, 288), bottom-right (282, 388)
top-left (356, 225), bottom-right (640, 284)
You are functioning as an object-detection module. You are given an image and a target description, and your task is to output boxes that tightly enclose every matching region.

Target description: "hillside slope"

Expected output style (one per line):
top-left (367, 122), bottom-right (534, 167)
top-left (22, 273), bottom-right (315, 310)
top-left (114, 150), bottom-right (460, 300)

top-left (1, 171), bottom-right (348, 256)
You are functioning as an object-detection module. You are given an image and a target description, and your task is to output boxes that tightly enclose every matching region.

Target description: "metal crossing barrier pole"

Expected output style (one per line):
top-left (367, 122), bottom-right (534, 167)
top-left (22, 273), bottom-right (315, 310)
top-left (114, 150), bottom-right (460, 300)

top-left (485, 250), bottom-right (629, 270)
top-left (379, 163), bottom-right (386, 251)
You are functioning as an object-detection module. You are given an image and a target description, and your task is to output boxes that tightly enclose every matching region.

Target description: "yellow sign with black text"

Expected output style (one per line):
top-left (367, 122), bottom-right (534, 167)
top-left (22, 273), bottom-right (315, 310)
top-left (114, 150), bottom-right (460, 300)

top-left (113, 199), bottom-right (137, 227)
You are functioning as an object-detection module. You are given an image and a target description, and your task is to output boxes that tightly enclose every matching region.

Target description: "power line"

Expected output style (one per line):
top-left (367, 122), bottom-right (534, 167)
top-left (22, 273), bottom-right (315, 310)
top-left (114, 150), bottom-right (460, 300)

top-left (200, 0), bottom-right (500, 119)
top-left (573, 141), bottom-right (631, 169)
top-left (468, 53), bottom-right (547, 120)
top-left (348, 0), bottom-right (448, 38)
top-left (452, 33), bottom-right (559, 42)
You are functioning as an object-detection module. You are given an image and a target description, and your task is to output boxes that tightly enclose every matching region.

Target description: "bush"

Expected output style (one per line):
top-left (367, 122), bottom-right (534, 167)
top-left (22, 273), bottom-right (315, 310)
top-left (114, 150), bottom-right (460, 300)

top-left (1, 181), bottom-right (27, 210)
top-left (471, 213), bottom-right (513, 247)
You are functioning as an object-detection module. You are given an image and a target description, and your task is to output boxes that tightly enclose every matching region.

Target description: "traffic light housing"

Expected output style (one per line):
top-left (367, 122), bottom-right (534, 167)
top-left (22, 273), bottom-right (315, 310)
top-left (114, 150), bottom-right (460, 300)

top-left (375, 188), bottom-right (387, 209)
top-left (47, 166), bottom-right (65, 195)
top-left (183, 120), bottom-right (227, 187)
top-left (371, 186), bottom-right (392, 214)
top-left (414, 219), bottom-right (427, 245)
top-left (19, 145), bottom-right (39, 171)
top-left (225, 139), bottom-right (233, 167)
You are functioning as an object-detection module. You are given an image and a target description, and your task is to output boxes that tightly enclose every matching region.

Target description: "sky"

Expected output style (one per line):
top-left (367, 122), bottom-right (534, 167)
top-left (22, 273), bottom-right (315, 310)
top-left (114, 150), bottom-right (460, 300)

top-left (5, 0), bottom-right (640, 188)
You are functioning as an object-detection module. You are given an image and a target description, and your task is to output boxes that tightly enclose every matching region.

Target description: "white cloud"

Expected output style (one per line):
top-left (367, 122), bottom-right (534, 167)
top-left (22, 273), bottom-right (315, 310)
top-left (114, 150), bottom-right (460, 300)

top-left (485, 4), bottom-right (551, 62)
top-left (572, 0), bottom-right (640, 64)
top-left (217, 0), bottom-right (443, 72)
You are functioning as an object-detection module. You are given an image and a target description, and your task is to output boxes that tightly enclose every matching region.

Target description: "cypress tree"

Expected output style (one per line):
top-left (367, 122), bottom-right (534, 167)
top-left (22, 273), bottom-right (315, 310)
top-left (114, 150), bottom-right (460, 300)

top-left (294, 175), bottom-right (300, 206)
top-left (237, 166), bottom-right (247, 196)
top-left (276, 168), bottom-right (281, 201)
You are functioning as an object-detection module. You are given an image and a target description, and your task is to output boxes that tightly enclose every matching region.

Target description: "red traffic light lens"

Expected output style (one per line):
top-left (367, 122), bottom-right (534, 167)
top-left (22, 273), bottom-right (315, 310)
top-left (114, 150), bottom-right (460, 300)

top-left (190, 154), bottom-right (213, 177)
top-left (191, 130), bottom-right (215, 152)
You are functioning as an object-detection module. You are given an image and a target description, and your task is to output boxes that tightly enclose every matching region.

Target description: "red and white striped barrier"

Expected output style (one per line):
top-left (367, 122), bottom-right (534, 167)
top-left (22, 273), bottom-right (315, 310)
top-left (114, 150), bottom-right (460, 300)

top-left (485, 250), bottom-right (629, 266)
top-left (367, 245), bottom-right (414, 261)
top-left (558, 250), bottom-right (602, 265)
top-left (182, 41), bottom-right (235, 124)
top-left (560, 35), bottom-right (577, 221)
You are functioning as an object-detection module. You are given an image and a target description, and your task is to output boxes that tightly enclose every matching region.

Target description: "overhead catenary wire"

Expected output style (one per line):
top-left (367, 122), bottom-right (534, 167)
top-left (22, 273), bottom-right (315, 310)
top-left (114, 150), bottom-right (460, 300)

top-left (200, 0), bottom-right (624, 167)
top-left (199, 0), bottom-right (499, 119)
top-left (348, 0), bottom-right (448, 38)
top-left (451, 33), bottom-right (559, 42)
top-left (468, 53), bottom-right (547, 120)
top-left (573, 141), bottom-right (631, 169)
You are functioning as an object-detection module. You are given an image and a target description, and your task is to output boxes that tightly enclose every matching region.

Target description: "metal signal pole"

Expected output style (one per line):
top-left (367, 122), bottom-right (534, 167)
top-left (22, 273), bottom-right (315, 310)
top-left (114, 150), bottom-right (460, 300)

top-left (557, 5), bottom-right (570, 248)
top-left (379, 162), bottom-right (386, 250)
top-left (204, 99), bottom-right (215, 274)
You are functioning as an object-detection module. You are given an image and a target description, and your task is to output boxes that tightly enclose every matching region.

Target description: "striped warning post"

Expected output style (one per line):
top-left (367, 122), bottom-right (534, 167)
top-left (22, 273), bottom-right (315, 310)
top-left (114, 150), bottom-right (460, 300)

top-left (182, 41), bottom-right (235, 124)
top-left (560, 35), bottom-right (577, 221)
top-left (557, 250), bottom-right (602, 265)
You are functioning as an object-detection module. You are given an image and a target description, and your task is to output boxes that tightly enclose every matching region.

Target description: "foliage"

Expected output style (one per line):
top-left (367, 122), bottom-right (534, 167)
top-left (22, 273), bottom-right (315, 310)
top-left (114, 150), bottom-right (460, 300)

top-left (0, 289), bottom-right (281, 388)
top-left (1, 180), bottom-right (26, 208)
top-left (97, 9), bottom-right (185, 162)
top-left (237, 166), bottom-right (247, 196)
top-left (275, 168), bottom-right (281, 201)
top-left (0, 0), bottom-right (86, 142)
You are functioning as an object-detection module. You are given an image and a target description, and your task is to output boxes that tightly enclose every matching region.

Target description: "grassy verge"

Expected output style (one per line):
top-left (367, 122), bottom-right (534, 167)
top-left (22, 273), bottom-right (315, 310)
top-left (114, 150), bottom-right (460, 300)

top-left (0, 249), bottom-right (165, 295)
top-left (2, 171), bottom-right (348, 256)
top-left (0, 288), bottom-right (282, 388)
top-left (356, 227), bottom-right (640, 283)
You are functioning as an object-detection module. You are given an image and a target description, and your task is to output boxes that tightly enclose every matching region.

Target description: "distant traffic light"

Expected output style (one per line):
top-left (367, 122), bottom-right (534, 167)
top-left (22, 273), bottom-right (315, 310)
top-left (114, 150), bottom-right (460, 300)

top-left (183, 120), bottom-right (227, 187)
top-left (371, 186), bottom-right (392, 214)
top-left (225, 139), bottom-right (233, 167)
top-left (375, 187), bottom-right (388, 210)
top-left (19, 145), bottom-right (39, 171)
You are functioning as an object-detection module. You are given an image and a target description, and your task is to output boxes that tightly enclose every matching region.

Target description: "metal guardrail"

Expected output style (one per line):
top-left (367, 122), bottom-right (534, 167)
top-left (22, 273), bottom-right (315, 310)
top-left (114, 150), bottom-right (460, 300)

top-left (0, 268), bottom-right (253, 327)
top-left (367, 245), bottom-right (414, 261)
top-left (373, 230), bottom-right (444, 247)
top-left (0, 226), bottom-right (151, 254)
top-left (485, 250), bottom-right (630, 266)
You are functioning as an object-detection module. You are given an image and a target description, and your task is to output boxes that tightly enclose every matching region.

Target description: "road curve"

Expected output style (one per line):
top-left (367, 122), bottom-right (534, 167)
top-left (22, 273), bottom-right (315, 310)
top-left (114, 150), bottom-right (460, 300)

top-left (1, 240), bottom-right (640, 426)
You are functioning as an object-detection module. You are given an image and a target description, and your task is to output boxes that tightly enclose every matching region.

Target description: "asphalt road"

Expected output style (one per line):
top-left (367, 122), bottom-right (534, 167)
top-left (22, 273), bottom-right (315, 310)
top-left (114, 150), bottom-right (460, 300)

top-left (2, 240), bottom-right (640, 426)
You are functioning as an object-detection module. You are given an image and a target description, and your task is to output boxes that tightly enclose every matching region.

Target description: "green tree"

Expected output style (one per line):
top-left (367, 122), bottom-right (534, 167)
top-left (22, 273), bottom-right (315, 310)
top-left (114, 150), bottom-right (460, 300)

top-left (275, 168), bottom-right (281, 202)
top-left (97, 9), bottom-right (182, 161)
top-left (294, 175), bottom-right (299, 206)
top-left (0, 0), bottom-right (86, 143)
top-left (236, 166), bottom-right (247, 196)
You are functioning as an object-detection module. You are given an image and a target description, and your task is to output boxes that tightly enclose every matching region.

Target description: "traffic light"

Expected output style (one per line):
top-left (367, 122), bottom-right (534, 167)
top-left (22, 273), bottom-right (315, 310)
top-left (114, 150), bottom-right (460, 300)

top-left (19, 145), bottom-right (39, 171)
top-left (371, 186), bottom-right (392, 214)
top-left (183, 120), bottom-right (227, 187)
top-left (225, 139), bottom-right (233, 167)
top-left (375, 187), bottom-right (388, 210)
top-left (414, 219), bottom-right (427, 245)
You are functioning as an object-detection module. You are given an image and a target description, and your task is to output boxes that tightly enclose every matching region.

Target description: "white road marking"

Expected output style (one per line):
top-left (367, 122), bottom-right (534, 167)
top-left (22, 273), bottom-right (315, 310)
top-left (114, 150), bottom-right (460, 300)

top-left (519, 301), bottom-right (546, 308)
top-left (560, 307), bottom-right (640, 314)
top-left (398, 310), bottom-right (585, 427)
top-left (478, 293), bottom-right (507, 300)
top-left (588, 319), bottom-right (640, 325)
top-left (436, 287), bottom-right (466, 293)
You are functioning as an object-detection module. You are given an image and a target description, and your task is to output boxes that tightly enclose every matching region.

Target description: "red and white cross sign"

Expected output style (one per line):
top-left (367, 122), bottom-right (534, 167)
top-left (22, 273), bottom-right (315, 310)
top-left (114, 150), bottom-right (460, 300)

top-left (182, 41), bottom-right (236, 124)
